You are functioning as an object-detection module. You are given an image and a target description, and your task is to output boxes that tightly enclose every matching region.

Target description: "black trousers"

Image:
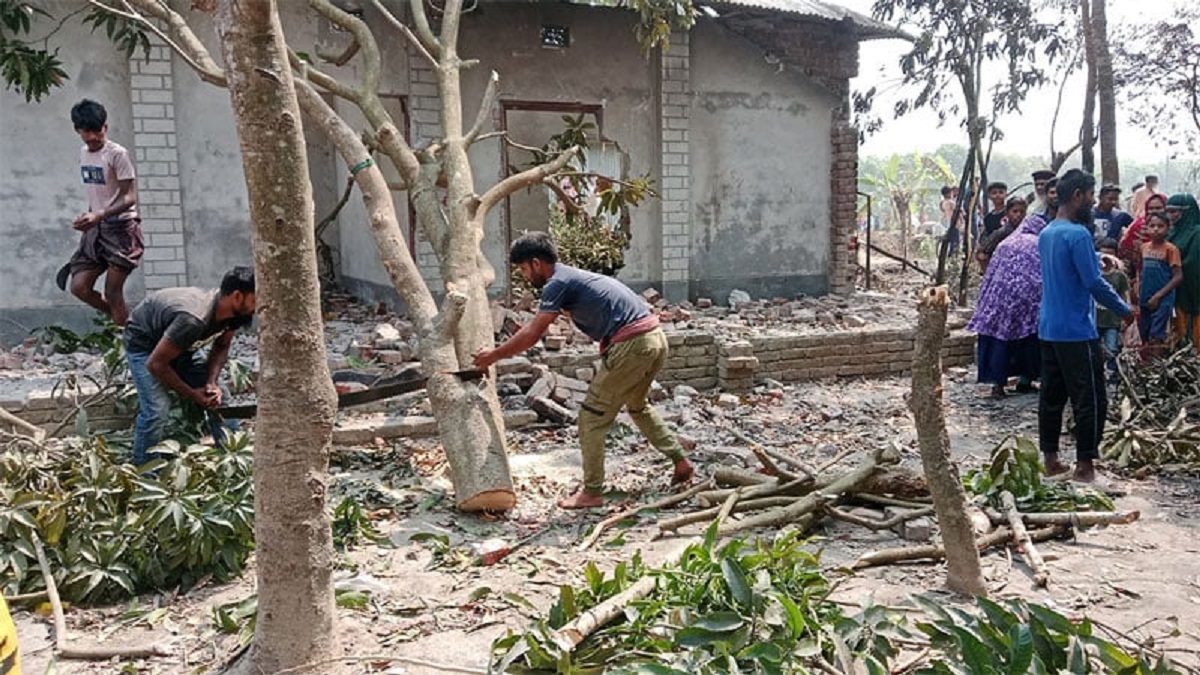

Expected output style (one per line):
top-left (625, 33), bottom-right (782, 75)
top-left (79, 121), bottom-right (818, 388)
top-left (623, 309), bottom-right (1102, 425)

top-left (1039, 339), bottom-right (1107, 461)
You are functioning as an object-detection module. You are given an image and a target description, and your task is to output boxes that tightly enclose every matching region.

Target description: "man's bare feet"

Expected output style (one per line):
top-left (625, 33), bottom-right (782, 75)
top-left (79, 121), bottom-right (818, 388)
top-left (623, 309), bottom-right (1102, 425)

top-left (1072, 459), bottom-right (1096, 483)
top-left (558, 490), bottom-right (604, 509)
top-left (670, 458), bottom-right (694, 485)
top-left (1043, 454), bottom-right (1071, 477)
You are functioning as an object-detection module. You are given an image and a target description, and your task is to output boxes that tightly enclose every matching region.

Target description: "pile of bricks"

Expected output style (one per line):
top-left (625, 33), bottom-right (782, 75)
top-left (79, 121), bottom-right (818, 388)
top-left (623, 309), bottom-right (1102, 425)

top-left (717, 340), bottom-right (757, 392)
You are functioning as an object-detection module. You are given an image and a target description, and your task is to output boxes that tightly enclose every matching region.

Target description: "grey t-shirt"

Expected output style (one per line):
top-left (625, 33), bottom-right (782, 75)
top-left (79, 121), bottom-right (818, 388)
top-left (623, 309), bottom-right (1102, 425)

top-left (124, 287), bottom-right (235, 355)
top-left (537, 264), bottom-right (649, 341)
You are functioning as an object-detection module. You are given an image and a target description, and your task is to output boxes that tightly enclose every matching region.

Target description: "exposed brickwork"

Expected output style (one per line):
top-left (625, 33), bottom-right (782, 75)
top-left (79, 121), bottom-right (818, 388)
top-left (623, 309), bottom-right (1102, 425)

top-left (659, 31), bottom-right (692, 297)
top-left (1, 396), bottom-right (131, 437)
top-left (542, 327), bottom-right (976, 393)
top-left (129, 38), bottom-right (185, 289)
top-left (407, 46), bottom-right (444, 287)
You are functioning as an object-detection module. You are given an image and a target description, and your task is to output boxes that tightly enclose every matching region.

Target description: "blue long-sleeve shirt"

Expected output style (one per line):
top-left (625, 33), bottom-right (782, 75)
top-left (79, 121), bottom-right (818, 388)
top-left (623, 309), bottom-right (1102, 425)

top-left (1038, 218), bottom-right (1132, 341)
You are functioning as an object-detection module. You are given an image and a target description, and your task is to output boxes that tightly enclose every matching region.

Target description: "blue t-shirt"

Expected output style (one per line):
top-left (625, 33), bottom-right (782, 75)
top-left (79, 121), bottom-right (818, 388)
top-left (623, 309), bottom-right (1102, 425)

top-left (538, 264), bottom-right (649, 341)
top-left (1091, 207), bottom-right (1134, 242)
top-left (1038, 219), bottom-right (1131, 342)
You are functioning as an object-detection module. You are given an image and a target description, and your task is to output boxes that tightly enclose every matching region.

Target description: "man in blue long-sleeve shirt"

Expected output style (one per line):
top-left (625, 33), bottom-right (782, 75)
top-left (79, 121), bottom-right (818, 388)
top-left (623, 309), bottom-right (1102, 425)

top-left (1038, 169), bottom-right (1133, 483)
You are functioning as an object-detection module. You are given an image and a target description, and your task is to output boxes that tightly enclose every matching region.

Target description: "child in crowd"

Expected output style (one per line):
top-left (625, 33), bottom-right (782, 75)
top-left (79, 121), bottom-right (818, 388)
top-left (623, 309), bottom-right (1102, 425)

top-left (1138, 212), bottom-right (1183, 356)
top-left (1095, 238), bottom-right (1130, 382)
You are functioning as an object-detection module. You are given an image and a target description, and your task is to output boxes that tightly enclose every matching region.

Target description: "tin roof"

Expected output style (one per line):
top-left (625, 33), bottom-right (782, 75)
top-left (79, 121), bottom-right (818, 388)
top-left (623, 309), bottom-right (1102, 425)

top-left (701, 0), bottom-right (910, 40)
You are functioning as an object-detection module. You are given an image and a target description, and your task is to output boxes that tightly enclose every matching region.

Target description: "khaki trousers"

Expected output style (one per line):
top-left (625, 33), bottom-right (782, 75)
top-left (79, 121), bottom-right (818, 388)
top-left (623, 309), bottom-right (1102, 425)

top-left (578, 328), bottom-right (685, 494)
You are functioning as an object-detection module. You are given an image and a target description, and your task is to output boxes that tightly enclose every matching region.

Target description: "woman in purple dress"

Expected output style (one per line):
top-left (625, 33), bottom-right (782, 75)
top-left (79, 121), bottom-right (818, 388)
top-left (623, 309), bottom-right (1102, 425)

top-left (968, 197), bottom-right (1046, 397)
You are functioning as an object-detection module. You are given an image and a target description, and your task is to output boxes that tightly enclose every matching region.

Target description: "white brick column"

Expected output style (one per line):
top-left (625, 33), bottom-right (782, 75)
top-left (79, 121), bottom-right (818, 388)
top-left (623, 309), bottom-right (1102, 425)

top-left (660, 32), bottom-right (691, 301)
top-left (129, 38), bottom-right (185, 290)
top-left (407, 48), bottom-right (443, 288)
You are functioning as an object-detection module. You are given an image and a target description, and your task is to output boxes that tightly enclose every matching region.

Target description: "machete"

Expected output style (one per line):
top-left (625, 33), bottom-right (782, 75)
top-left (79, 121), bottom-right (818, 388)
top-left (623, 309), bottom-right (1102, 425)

top-left (214, 368), bottom-right (485, 419)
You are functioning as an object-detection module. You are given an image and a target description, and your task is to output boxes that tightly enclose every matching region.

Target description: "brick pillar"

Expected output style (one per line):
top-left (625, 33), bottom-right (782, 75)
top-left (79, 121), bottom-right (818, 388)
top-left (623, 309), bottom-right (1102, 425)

top-left (129, 38), bottom-right (186, 290)
top-left (407, 47), bottom-right (443, 289)
top-left (659, 32), bottom-right (691, 302)
top-left (829, 123), bottom-right (858, 295)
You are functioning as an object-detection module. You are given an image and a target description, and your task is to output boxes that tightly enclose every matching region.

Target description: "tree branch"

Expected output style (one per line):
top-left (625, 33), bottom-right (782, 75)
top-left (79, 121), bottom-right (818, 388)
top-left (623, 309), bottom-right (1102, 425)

top-left (315, 37), bottom-right (359, 66)
top-left (95, 0), bottom-right (226, 86)
top-left (464, 70), bottom-right (499, 146)
top-left (434, 289), bottom-right (469, 343)
top-left (408, 0), bottom-right (442, 57)
top-left (368, 0), bottom-right (437, 67)
top-left (289, 49), bottom-right (360, 102)
top-left (478, 146), bottom-right (580, 217)
top-left (309, 0), bottom-right (380, 95)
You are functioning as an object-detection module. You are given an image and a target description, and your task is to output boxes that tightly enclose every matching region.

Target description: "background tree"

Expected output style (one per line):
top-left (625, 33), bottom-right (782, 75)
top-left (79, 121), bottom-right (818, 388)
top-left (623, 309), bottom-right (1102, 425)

top-left (859, 152), bottom-right (953, 260)
top-left (1114, 6), bottom-right (1200, 155)
top-left (215, 0), bottom-right (338, 672)
top-left (868, 0), bottom-right (1065, 285)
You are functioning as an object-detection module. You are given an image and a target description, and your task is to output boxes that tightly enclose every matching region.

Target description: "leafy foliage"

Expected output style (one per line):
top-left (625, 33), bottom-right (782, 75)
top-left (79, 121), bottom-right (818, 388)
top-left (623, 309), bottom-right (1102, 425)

top-left (964, 436), bottom-right (1115, 512)
top-left (81, 5), bottom-right (150, 60)
top-left (331, 497), bottom-right (386, 551)
top-left (914, 595), bottom-right (1180, 674)
top-left (493, 528), bottom-right (1180, 673)
top-left (492, 529), bottom-right (912, 673)
top-left (0, 1), bottom-right (67, 102)
top-left (1113, 9), bottom-right (1200, 154)
top-left (0, 433), bottom-right (255, 605)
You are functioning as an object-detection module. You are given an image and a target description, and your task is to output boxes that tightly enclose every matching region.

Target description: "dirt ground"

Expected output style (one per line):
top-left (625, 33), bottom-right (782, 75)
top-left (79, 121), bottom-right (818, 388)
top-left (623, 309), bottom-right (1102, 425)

top-left (12, 362), bottom-right (1200, 674)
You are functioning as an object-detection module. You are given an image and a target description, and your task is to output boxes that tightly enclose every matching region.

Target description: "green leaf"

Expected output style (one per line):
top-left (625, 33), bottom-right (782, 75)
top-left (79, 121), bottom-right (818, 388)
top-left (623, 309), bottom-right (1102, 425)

top-left (335, 590), bottom-right (370, 610)
top-left (688, 611), bottom-right (743, 633)
top-left (720, 557), bottom-right (753, 608)
top-left (1007, 624), bottom-right (1034, 674)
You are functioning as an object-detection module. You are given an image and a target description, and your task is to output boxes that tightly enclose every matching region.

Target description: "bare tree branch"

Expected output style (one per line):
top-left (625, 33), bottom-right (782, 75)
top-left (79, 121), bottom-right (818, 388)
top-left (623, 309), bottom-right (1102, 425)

top-left (543, 178), bottom-right (583, 215)
top-left (478, 146), bottom-right (580, 217)
top-left (440, 0), bottom-right (464, 54)
top-left (464, 70), bottom-right (499, 146)
top-left (95, 0), bottom-right (226, 86)
top-left (315, 37), bottom-right (360, 66)
top-left (289, 49), bottom-right (360, 102)
top-left (309, 0), bottom-right (380, 94)
top-left (408, 0), bottom-right (442, 57)
top-left (368, 0), bottom-right (437, 67)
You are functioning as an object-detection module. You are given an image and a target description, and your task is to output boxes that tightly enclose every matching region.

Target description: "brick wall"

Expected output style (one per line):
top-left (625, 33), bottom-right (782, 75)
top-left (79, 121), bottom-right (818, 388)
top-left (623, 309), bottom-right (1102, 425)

top-left (660, 31), bottom-right (692, 301)
top-left (721, 17), bottom-right (861, 295)
top-left (1, 396), bottom-right (132, 437)
top-left (407, 46), bottom-right (444, 287)
top-left (130, 37), bottom-right (186, 289)
top-left (542, 327), bottom-right (976, 393)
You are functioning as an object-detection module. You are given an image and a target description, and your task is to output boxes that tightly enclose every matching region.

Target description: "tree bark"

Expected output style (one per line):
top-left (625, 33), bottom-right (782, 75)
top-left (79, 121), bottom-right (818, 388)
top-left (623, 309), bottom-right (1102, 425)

top-left (909, 286), bottom-right (986, 596)
top-left (215, 2), bottom-right (340, 673)
top-left (1079, 0), bottom-right (1098, 174)
top-left (1093, 0), bottom-right (1120, 184)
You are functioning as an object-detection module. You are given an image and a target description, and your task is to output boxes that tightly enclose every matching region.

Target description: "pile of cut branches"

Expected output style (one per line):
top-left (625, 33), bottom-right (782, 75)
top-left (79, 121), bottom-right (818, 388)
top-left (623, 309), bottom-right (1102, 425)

top-left (1106, 347), bottom-right (1200, 471)
top-left (579, 434), bottom-right (1138, 589)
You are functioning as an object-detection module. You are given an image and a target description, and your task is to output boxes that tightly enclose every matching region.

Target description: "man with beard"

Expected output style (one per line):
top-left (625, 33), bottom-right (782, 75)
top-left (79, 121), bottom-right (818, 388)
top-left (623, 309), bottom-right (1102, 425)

top-left (1037, 169), bottom-right (1131, 483)
top-left (123, 266), bottom-right (257, 465)
top-left (474, 232), bottom-right (693, 508)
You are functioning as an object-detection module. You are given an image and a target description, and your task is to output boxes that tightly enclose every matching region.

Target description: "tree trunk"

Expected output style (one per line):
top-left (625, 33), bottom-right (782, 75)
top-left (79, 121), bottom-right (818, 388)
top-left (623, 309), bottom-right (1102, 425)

top-left (909, 286), bottom-right (986, 596)
top-left (215, 2), bottom-right (340, 673)
top-left (1094, 0), bottom-right (1120, 184)
top-left (1080, 0), bottom-right (1098, 174)
top-left (894, 194), bottom-right (911, 261)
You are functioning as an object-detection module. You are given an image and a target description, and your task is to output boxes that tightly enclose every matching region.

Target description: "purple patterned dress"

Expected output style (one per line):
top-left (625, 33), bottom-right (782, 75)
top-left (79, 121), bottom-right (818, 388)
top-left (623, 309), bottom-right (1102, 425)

top-left (967, 215), bottom-right (1048, 384)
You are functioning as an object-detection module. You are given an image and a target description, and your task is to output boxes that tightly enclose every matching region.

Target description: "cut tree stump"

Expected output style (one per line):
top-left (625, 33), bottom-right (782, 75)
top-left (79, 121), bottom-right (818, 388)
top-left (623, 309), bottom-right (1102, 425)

top-left (909, 285), bottom-right (986, 597)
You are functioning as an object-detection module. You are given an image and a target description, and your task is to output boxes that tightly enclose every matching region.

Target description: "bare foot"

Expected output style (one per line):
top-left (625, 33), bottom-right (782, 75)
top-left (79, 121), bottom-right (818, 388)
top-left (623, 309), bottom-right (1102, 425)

top-left (1044, 457), bottom-right (1071, 477)
top-left (1073, 460), bottom-right (1096, 483)
top-left (670, 458), bottom-right (695, 485)
top-left (558, 490), bottom-right (604, 509)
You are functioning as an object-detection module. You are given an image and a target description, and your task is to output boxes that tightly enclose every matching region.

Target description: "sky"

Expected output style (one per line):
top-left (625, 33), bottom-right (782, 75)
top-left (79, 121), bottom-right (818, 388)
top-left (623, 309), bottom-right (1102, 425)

top-left (839, 0), bottom-right (1184, 171)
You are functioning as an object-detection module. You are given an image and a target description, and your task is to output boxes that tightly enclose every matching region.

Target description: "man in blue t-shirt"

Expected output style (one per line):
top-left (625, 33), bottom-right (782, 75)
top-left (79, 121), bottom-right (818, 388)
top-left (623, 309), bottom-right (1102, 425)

top-left (1037, 169), bottom-right (1132, 484)
top-left (1090, 183), bottom-right (1134, 243)
top-left (474, 232), bottom-right (693, 508)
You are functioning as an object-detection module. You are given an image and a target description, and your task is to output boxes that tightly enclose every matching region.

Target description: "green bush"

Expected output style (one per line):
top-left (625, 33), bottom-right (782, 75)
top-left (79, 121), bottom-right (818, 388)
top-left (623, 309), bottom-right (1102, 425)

top-left (0, 434), bottom-right (255, 604)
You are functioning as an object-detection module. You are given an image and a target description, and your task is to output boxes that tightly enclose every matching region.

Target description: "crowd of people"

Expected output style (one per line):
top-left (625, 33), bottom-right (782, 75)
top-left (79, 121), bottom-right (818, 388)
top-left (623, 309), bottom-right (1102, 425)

top-left (965, 168), bottom-right (1200, 483)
